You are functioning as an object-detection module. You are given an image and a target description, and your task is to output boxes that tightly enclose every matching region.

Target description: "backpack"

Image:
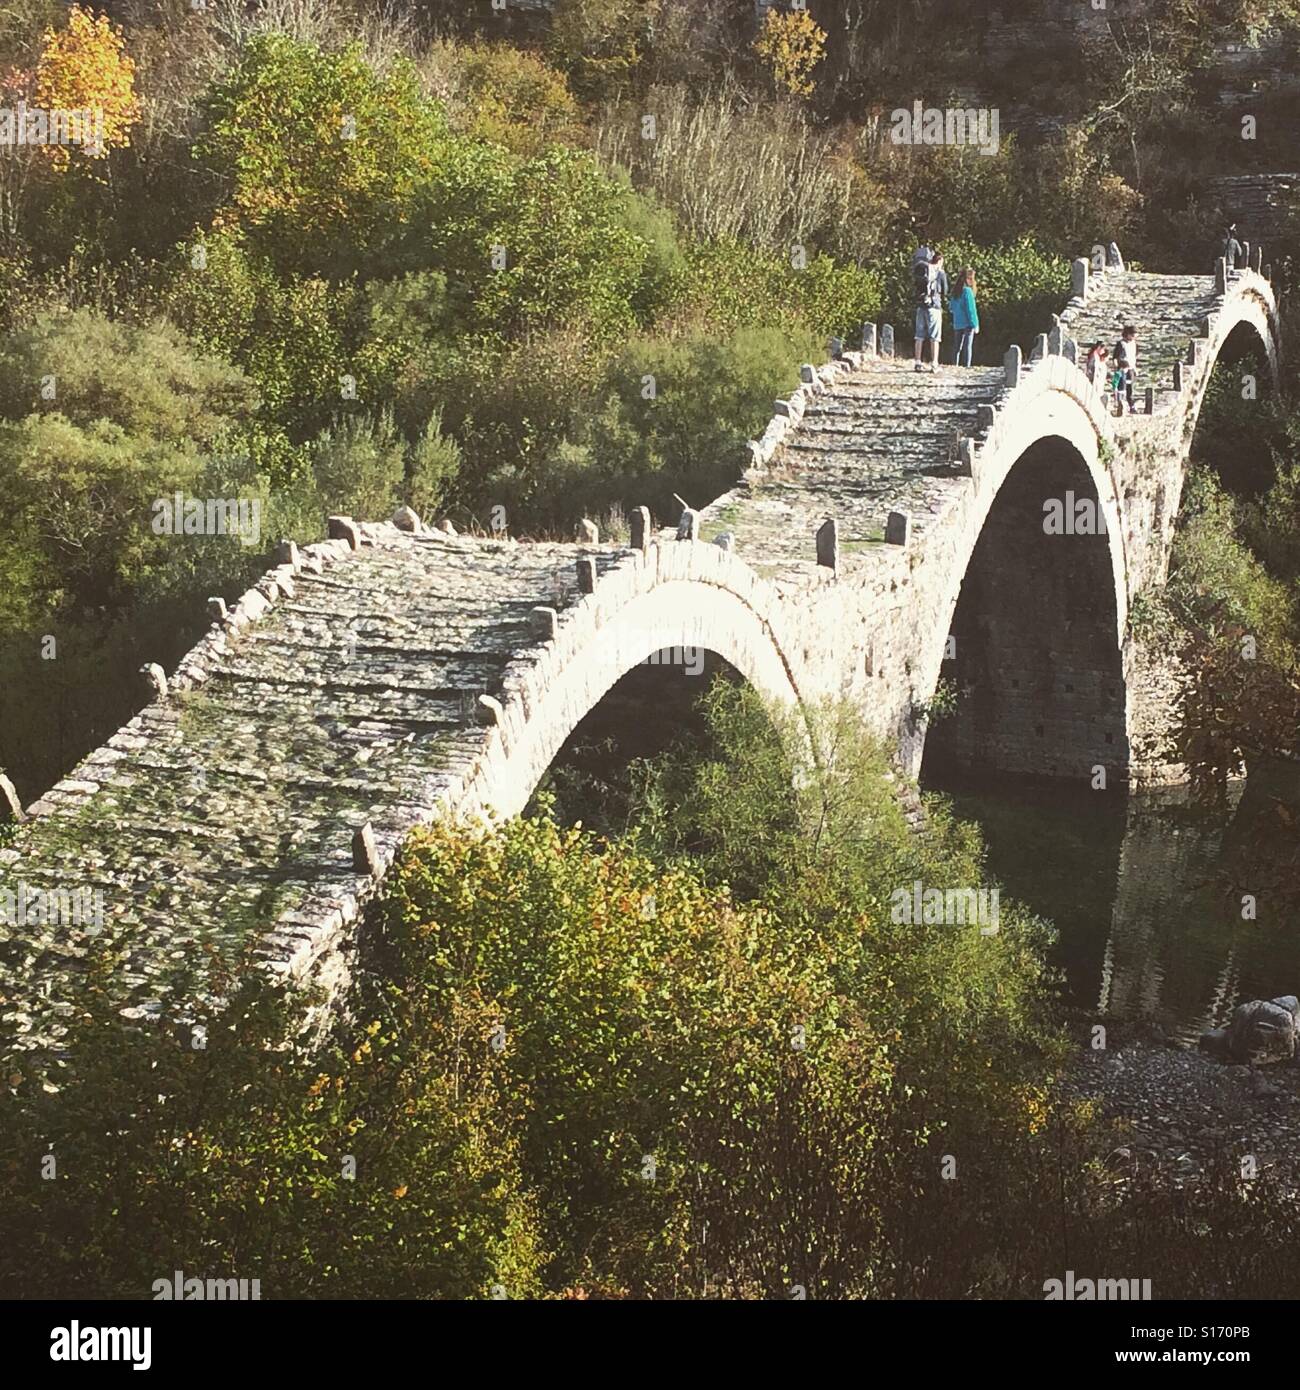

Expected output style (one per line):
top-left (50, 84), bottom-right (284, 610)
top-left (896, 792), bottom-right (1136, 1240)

top-left (913, 259), bottom-right (934, 307)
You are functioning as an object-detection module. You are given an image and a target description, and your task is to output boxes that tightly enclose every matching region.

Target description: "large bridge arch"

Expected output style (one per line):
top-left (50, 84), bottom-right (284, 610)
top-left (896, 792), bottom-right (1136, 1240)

top-left (908, 365), bottom-right (1130, 783)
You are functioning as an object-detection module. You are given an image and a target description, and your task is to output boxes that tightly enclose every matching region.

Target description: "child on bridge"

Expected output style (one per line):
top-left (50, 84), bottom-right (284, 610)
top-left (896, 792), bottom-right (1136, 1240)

top-left (951, 267), bottom-right (979, 367)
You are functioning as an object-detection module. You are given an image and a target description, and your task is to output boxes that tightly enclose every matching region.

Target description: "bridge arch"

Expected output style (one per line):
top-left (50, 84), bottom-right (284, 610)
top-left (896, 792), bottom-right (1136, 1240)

top-left (463, 548), bottom-right (806, 821)
top-left (911, 364), bottom-right (1129, 783)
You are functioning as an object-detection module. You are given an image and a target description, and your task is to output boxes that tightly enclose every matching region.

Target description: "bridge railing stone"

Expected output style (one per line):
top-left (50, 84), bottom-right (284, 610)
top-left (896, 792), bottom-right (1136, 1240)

top-left (816, 517), bottom-right (838, 572)
top-left (1003, 344), bottom-right (1022, 386)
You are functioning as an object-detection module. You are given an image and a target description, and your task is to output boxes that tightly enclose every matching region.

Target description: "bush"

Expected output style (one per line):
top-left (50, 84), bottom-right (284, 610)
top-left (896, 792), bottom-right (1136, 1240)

top-left (685, 239), bottom-right (882, 338)
top-left (195, 33), bottom-right (448, 279)
top-left (377, 685), bottom-right (1060, 1295)
top-left (0, 962), bottom-right (545, 1299)
top-left (547, 0), bottom-right (658, 99)
top-left (421, 39), bottom-right (585, 156)
top-left (309, 409), bottom-right (406, 521)
top-left (594, 322), bottom-right (823, 480)
top-left (0, 308), bottom-right (256, 445)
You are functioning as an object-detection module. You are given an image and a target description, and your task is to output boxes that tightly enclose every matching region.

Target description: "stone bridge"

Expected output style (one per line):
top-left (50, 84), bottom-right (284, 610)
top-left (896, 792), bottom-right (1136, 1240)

top-left (0, 250), bottom-right (1281, 1048)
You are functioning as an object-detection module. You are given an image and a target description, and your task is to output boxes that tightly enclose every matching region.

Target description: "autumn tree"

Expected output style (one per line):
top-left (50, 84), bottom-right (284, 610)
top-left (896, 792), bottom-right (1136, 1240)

top-left (34, 4), bottom-right (140, 164)
top-left (752, 7), bottom-right (826, 99)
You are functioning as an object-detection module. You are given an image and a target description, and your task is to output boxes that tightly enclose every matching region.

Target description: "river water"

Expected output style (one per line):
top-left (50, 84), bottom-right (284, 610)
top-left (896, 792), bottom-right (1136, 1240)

top-left (930, 771), bottom-right (1300, 1047)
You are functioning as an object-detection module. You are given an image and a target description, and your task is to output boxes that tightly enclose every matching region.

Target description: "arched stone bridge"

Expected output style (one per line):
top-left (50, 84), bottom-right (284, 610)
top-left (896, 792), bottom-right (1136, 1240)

top-left (0, 252), bottom-right (1281, 1047)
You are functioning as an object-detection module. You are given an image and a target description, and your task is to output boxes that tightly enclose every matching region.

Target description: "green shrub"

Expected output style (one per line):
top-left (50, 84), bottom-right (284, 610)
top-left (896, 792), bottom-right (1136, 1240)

top-left (685, 239), bottom-right (882, 338)
top-left (0, 964), bottom-right (545, 1299)
top-left (0, 308), bottom-right (256, 446)
top-left (378, 685), bottom-right (1060, 1295)
top-left (309, 409), bottom-right (406, 521)
top-left (195, 33), bottom-right (449, 279)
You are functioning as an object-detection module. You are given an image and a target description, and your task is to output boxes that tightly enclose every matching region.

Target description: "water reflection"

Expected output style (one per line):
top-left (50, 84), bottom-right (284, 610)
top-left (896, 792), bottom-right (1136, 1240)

top-left (931, 772), bottom-right (1299, 1046)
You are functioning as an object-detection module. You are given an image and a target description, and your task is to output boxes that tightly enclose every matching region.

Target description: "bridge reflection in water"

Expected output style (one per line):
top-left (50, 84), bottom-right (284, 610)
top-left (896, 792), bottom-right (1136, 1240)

top-left (929, 771), bottom-right (1300, 1045)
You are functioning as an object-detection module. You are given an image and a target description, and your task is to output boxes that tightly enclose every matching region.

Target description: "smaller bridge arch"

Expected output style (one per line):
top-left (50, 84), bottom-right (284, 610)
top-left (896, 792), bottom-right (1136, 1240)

top-left (462, 544), bottom-right (809, 820)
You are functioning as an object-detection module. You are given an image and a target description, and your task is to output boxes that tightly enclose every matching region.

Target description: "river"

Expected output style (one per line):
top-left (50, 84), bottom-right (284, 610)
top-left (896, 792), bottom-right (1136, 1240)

top-left (929, 770), bottom-right (1300, 1046)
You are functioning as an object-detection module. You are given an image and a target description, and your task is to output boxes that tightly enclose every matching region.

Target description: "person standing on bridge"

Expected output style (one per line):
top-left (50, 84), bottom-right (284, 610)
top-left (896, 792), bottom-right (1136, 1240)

top-left (1221, 223), bottom-right (1246, 271)
top-left (912, 250), bottom-right (947, 373)
top-left (950, 266), bottom-right (979, 367)
top-left (1111, 325), bottom-right (1138, 414)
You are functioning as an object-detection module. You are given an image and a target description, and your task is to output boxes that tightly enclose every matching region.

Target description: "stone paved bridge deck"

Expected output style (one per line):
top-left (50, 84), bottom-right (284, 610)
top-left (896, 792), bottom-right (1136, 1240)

top-left (0, 251), bottom-right (1282, 1051)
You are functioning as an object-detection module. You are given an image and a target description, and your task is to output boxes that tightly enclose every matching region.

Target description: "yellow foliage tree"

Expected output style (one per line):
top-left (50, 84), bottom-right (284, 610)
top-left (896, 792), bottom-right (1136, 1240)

top-left (753, 8), bottom-right (826, 100)
top-left (34, 5), bottom-right (140, 164)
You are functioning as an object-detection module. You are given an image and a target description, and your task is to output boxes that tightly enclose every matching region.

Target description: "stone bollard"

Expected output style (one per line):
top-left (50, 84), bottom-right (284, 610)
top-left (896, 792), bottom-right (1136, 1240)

top-left (576, 557), bottom-right (597, 594)
top-left (274, 539), bottom-right (301, 569)
top-left (816, 517), bottom-right (838, 572)
top-left (956, 437), bottom-right (975, 476)
top-left (800, 363), bottom-right (817, 385)
top-left (577, 517), bottom-right (599, 544)
top-left (1004, 344), bottom-right (1022, 387)
top-left (1252, 245), bottom-right (1263, 274)
top-left (391, 506), bottom-right (421, 534)
top-left (881, 324), bottom-right (895, 357)
top-left (1188, 339), bottom-right (1205, 366)
top-left (629, 505), bottom-right (651, 555)
top-left (713, 531), bottom-right (736, 553)
top-left (531, 606), bottom-right (558, 640)
top-left (1144, 387), bottom-right (1155, 415)
top-left (1266, 263), bottom-right (1273, 282)
top-left (140, 663), bottom-right (168, 702)
top-left (1031, 332), bottom-right (1049, 361)
top-left (327, 515), bottom-right (361, 550)
top-left (976, 403), bottom-right (996, 431)
top-left (353, 822), bottom-right (381, 877)
top-left (1173, 361), bottom-right (1185, 392)
top-left (1071, 257), bottom-right (1089, 302)
top-left (207, 596), bottom-right (228, 622)
top-left (885, 511), bottom-right (909, 546)
top-left (0, 769), bottom-right (24, 823)
top-left (677, 507), bottom-right (699, 542)
top-left (1048, 324), bottom-right (1064, 356)
top-left (862, 322), bottom-right (877, 356)
top-left (1215, 257), bottom-right (1228, 294)
top-left (1106, 242), bottom-right (1124, 270)
top-left (830, 336), bottom-right (844, 359)
top-left (774, 399), bottom-right (794, 418)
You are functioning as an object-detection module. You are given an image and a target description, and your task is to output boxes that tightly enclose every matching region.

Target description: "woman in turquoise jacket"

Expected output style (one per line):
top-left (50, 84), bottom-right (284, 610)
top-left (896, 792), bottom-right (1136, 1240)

top-left (951, 267), bottom-right (979, 367)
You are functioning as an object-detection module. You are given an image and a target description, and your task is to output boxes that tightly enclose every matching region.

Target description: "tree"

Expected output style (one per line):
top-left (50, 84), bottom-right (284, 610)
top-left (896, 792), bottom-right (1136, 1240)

top-left (752, 8), bottom-right (826, 99)
top-left (196, 33), bottom-right (448, 278)
top-left (33, 4), bottom-right (140, 165)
